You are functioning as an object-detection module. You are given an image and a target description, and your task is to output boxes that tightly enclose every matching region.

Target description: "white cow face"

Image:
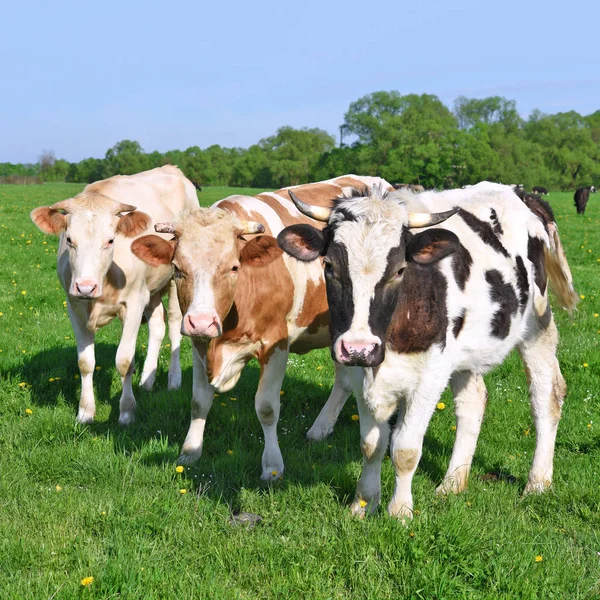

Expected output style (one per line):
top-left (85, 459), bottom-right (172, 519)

top-left (31, 196), bottom-right (151, 299)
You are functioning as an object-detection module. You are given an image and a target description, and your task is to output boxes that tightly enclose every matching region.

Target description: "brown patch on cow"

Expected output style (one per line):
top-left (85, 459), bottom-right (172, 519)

top-left (361, 439), bottom-right (378, 461)
top-left (392, 448), bottom-right (419, 473)
top-left (387, 265), bottom-right (448, 353)
top-left (274, 183), bottom-right (342, 208)
top-left (30, 206), bottom-right (67, 234)
top-left (551, 371), bottom-right (567, 423)
top-left (131, 235), bottom-right (176, 267)
top-left (240, 236), bottom-right (283, 267)
top-left (296, 277), bottom-right (329, 331)
top-left (117, 211), bottom-right (152, 237)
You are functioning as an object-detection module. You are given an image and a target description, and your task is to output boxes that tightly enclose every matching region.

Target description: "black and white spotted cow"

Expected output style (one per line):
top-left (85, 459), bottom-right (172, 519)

top-left (278, 181), bottom-right (578, 519)
top-left (532, 186), bottom-right (549, 195)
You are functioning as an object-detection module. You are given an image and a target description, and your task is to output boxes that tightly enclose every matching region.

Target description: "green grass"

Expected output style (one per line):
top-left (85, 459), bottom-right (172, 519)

top-left (0, 183), bottom-right (599, 599)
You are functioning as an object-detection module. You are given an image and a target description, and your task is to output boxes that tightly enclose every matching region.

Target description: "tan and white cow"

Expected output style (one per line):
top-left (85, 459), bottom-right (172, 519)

top-left (30, 166), bottom-right (199, 425)
top-left (131, 175), bottom-right (392, 479)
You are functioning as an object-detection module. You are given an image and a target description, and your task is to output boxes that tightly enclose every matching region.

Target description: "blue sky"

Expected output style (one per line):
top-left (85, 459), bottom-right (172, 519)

top-left (2, 0), bottom-right (599, 163)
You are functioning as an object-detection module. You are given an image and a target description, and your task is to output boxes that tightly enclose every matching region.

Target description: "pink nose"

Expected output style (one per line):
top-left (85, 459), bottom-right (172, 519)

top-left (183, 312), bottom-right (221, 338)
top-left (341, 339), bottom-right (376, 359)
top-left (73, 279), bottom-right (99, 298)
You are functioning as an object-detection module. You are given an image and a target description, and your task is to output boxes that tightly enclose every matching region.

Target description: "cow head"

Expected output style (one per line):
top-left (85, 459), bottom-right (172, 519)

top-left (591, 186), bottom-right (597, 193)
top-left (277, 187), bottom-right (459, 367)
top-left (30, 194), bottom-right (151, 299)
top-left (131, 208), bottom-right (267, 339)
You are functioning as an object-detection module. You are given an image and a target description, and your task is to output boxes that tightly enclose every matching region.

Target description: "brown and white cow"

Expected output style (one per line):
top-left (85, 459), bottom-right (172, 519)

top-left (131, 175), bottom-right (392, 479)
top-left (30, 166), bottom-right (199, 425)
top-left (278, 181), bottom-right (578, 518)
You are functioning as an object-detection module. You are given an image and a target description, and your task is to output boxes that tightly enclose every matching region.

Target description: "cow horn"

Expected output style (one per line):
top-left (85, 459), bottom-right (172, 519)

top-left (49, 199), bottom-right (77, 213)
top-left (239, 221), bottom-right (265, 235)
top-left (155, 222), bottom-right (177, 235)
top-left (288, 190), bottom-right (332, 222)
top-left (407, 208), bottom-right (459, 229)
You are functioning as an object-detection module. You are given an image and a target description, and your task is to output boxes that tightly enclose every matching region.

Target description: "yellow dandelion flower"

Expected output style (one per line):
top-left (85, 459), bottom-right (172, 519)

top-left (535, 555), bottom-right (543, 563)
top-left (280, 390), bottom-right (285, 396)
top-left (450, 425), bottom-right (457, 431)
top-left (48, 377), bottom-right (54, 382)
top-left (180, 488), bottom-right (187, 494)
top-left (581, 245), bottom-right (585, 249)
top-left (351, 414), bottom-right (359, 421)
top-left (80, 576), bottom-right (94, 586)
top-left (359, 499), bottom-right (368, 508)
top-left (0, 312), bottom-right (3, 317)
top-left (55, 485), bottom-right (62, 492)
top-left (409, 531), bottom-right (415, 537)
top-left (220, 402), bottom-right (226, 407)
top-left (227, 449), bottom-right (233, 455)
top-left (175, 465), bottom-right (184, 473)
top-left (327, 444), bottom-right (332, 448)
top-left (74, 374), bottom-right (79, 379)
top-left (25, 408), bottom-right (33, 415)
top-left (271, 470), bottom-right (278, 477)
top-left (43, 241), bottom-right (47, 245)
top-left (580, 294), bottom-right (585, 300)
top-left (21, 290), bottom-right (26, 295)
top-left (507, 398), bottom-right (512, 402)
top-left (18, 382), bottom-right (27, 388)
top-left (213, 393), bottom-right (219, 397)
top-left (524, 428), bottom-right (530, 436)
top-left (594, 314), bottom-right (598, 318)
top-left (436, 402), bottom-right (446, 410)
top-left (318, 383), bottom-right (323, 387)
top-left (589, 250), bottom-right (592, 253)
top-left (587, 423), bottom-right (592, 429)
top-left (95, 366), bottom-right (101, 371)
top-left (316, 365), bottom-right (323, 370)
top-left (230, 397), bottom-right (236, 401)
top-left (467, 501), bottom-right (471, 507)
top-left (101, 511), bottom-right (106, 516)
top-left (583, 363), bottom-right (589, 368)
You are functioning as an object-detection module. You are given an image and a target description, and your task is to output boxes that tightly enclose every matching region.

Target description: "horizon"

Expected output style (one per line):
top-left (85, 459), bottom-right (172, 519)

top-left (2, 0), bottom-right (599, 164)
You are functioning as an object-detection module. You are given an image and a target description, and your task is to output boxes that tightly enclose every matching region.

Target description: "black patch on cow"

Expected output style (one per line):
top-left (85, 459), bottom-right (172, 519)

top-left (323, 241), bottom-right (355, 351)
top-left (527, 236), bottom-right (547, 295)
top-left (385, 264), bottom-right (448, 353)
top-left (514, 256), bottom-right (529, 313)
top-left (458, 209), bottom-right (510, 258)
top-left (452, 310), bottom-right (466, 338)
top-left (490, 209), bottom-right (503, 236)
top-left (451, 243), bottom-right (473, 291)
top-left (333, 206), bottom-right (358, 223)
top-left (485, 270), bottom-right (519, 339)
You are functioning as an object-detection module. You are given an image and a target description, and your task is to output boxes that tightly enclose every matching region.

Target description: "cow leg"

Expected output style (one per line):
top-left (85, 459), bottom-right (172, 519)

top-left (69, 303), bottom-right (96, 424)
top-left (519, 314), bottom-right (565, 494)
top-left (179, 340), bottom-right (213, 465)
top-left (139, 293), bottom-right (165, 391)
top-left (349, 367), bottom-right (392, 517)
top-left (307, 363), bottom-right (354, 441)
top-left (388, 373), bottom-right (452, 520)
top-left (437, 372), bottom-right (487, 495)
top-left (167, 279), bottom-right (183, 390)
top-left (115, 293), bottom-right (148, 425)
top-left (256, 347), bottom-right (288, 480)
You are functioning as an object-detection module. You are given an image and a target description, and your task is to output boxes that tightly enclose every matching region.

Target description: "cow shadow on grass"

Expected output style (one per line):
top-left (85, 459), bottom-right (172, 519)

top-left (8, 345), bottom-right (513, 509)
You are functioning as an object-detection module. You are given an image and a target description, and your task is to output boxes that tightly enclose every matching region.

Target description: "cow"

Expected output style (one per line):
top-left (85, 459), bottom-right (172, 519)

top-left (574, 185), bottom-right (596, 214)
top-left (277, 181), bottom-right (578, 519)
top-left (130, 175), bottom-right (393, 480)
top-left (532, 186), bottom-right (548, 196)
top-left (30, 166), bottom-right (199, 425)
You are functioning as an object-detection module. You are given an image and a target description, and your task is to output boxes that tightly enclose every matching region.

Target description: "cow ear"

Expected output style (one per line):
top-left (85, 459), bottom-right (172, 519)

top-left (277, 224), bottom-right (327, 262)
top-left (117, 211), bottom-right (152, 237)
top-left (406, 228), bottom-right (459, 265)
top-left (30, 206), bottom-right (66, 235)
top-left (131, 235), bottom-right (176, 267)
top-left (240, 235), bottom-right (283, 267)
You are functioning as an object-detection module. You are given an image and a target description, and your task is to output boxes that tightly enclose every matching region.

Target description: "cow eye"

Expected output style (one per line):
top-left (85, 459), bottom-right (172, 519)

top-left (107, 238), bottom-right (114, 245)
top-left (231, 265), bottom-right (239, 273)
top-left (397, 267), bottom-right (405, 277)
top-left (66, 235), bottom-right (73, 246)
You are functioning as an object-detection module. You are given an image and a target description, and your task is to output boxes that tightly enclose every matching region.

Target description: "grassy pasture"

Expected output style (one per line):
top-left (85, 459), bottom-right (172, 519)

top-left (0, 183), bottom-right (599, 599)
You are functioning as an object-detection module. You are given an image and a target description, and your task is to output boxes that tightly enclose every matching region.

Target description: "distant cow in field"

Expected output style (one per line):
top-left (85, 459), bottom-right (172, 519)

top-left (30, 166), bottom-right (199, 425)
top-left (574, 186), bottom-right (596, 214)
top-left (532, 186), bottom-right (548, 195)
top-left (278, 181), bottom-right (578, 518)
top-left (393, 183), bottom-right (425, 193)
top-left (131, 175), bottom-right (393, 479)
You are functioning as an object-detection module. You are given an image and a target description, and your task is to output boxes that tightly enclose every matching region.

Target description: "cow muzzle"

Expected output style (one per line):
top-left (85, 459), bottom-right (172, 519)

top-left (182, 311), bottom-right (222, 339)
top-left (71, 278), bottom-right (102, 299)
top-left (334, 334), bottom-right (384, 367)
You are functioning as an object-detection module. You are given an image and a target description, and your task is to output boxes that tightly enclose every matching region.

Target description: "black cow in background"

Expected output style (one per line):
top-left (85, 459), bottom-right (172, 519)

top-left (574, 186), bottom-right (597, 214)
top-left (532, 186), bottom-right (549, 195)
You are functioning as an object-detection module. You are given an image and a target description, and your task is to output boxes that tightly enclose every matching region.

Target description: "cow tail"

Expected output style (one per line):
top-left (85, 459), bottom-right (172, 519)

top-left (544, 223), bottom-right (579, 312)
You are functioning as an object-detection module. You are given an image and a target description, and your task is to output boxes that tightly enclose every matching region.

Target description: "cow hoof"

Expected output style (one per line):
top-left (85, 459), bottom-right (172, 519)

top-left (178, 448), bottom-right (203, 465)
top-left (168, 371), bottom-right (182, 390)
top-left (387, 501), bottom-right (413, 522)
top-left (349, 498), bottom-right (378, 518)
top-left (261, 467), bottom-right (284, 481)
top-left (118, 411), bottom-right (135, 426)
top-left (436, 477), bottom-right (466, 496)
top-left (523, 479), bottom-right (551, 495)
top-left (140, 372), bottom-right (156, 391)
top-left (76, 411), bottom-right (95, 425)
top-left (306, 422), bottom-right (333, 441)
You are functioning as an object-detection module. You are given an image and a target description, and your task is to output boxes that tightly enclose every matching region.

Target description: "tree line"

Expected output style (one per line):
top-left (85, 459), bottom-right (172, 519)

top-left (3, 91), bottom-right (600, 190)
